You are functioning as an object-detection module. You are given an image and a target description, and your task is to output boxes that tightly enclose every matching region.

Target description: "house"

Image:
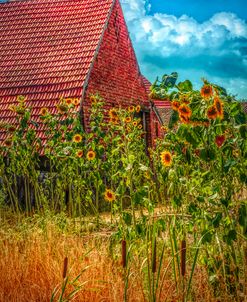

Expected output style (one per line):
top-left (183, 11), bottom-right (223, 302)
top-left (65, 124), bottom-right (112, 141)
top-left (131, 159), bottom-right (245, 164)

top-left (0, 0), bottom-right (167, 147)
top-left (142, 76), bottom-right (172, 141)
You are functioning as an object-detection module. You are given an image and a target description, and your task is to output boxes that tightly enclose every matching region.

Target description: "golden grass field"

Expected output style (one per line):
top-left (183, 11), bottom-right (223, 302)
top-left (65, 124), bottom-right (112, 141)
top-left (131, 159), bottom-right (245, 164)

top-left (0, 212), bottom-right (237, 302)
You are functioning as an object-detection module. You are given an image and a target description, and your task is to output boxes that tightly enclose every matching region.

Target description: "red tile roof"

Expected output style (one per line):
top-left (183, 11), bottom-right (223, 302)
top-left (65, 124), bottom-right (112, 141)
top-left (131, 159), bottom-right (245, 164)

top-left (0, 0), bottom-right (114, 141)
top-left (141, 76), bottom-right (171, 109)
top-left (242, 102), bottom-right (247, 113)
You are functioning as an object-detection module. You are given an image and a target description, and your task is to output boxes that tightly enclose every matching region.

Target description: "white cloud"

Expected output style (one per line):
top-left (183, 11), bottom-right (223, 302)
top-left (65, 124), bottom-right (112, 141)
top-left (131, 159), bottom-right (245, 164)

top-left (210, 12), bottom-right (247, 37)
top-left (121, 0), bottom-right (247, 53)
top-left (120, 0), bottom-right (247, 98)
top-left (120, 0), bottom-right (146, 21)
top-left (124, 8), bottom-right (247, 56)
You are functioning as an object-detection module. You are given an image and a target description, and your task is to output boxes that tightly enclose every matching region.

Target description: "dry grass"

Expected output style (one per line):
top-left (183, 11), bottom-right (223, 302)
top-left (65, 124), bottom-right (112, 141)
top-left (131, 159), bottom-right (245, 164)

top-left (0, 213), bottom-right (236, 302)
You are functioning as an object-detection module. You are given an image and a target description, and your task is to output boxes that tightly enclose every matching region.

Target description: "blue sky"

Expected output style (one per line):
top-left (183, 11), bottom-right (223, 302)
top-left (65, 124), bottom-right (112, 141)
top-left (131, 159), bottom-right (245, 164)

top-left (121, 0), bottom-right (247, 99)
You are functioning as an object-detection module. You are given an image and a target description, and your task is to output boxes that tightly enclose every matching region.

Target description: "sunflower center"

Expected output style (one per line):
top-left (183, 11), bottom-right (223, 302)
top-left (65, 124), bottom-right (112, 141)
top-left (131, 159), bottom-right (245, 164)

top-left (215, 101), bottom-right (221, 112)
top-left (210, 108), bottom-right (217, 115)
top-left (181, 108), bottom-right (188, 113)
top-left (165, 154), bottom-right (171, 161)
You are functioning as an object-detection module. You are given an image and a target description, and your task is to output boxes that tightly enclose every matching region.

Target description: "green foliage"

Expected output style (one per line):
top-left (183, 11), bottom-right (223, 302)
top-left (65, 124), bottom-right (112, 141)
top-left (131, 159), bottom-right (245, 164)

top-left (0, 74), bottom-right (246, 301)
top-left (150, 74), bottom-right (247, 300)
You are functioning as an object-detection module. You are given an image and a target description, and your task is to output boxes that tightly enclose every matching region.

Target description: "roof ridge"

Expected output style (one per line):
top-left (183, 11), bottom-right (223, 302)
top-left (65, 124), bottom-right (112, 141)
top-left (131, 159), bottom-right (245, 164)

top-left (1, 0), bottom-right (109, 3)
top-left (80, 0), bottom-right (116, 128)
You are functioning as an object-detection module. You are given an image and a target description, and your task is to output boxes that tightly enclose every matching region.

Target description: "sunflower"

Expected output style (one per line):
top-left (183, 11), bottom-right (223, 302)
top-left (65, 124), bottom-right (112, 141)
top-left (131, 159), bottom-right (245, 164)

top-left (214, 97), bottom-right (224, 119)
top-left (138, 124), bottom-right (142, 130)
top-left (172, 101), bottom-right (180, 111)
top-left (0, 122), bottom-right (6, 130)
top-left (180, 95), bottom-right (190, 104)
top-left (109, 108), bottom-right (118, 118)
top-left (73, 134), bottom-right (82, 143)
top-left (144, 171), bottom-right (151, 179)
top-left (207, 105), bottom-right (218, 120)
top-left (136, 105), bottom-right (141, 113)
top-left (179, 114), bottom-right (190, 124)
top-left (87, 150), bottom-right (96, 161)
top-left (40, 107), bottom-right (49, 116)
top-left (90, 95), bottom-right (97, 104)
top-left (65, 98), bottom-right (72, 105)
top-left (104, 189), bottom-right (116, 202)
top-left (128, 105), bottom-right (135, 113)
top-left (15, 107), bottom-right (25, 115)
top-left (8, 125), bottom-right (16, 133)
top-left (110, 117), bottom-right (119, 125)
top-left (57, 104), bottom-right (68, 114)
top-left (4, 138), bottom-right (12, 147)
top-left (125, 117), bottom-right (132, 123)
top-left (160, 151), bottom-right (172, 167)
top-left (35, 144), bottom-right (41, 152)
top-left (161, 125), bottom-right (168, 132)
top-left (133, 121), bottom-right (138, 127)
top-left (178, 104), bottom-right (192, 118)
top-left (201, 85), bottom-right (213, 99)
top-left (8, 104), bottom-right (16, 112)
top-left (17, 95), bottom-right (27, 103)
top-left (73, 98), bottom-right (80, 106)
top-left (76, 150), bottom-right (83, 158)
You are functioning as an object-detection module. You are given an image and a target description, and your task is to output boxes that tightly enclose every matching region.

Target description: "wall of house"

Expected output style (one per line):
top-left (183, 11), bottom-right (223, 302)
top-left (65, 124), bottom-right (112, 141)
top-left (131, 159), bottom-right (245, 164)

top-left (149, 110), bottom-right (166, 145)
top-left (83, 0), bottom-right (154, 144)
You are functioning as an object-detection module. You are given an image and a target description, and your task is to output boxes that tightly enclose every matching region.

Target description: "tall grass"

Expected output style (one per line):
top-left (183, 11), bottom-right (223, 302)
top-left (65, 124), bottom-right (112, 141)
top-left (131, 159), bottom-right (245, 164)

top-left (0, 211), bottom-right (233, 302)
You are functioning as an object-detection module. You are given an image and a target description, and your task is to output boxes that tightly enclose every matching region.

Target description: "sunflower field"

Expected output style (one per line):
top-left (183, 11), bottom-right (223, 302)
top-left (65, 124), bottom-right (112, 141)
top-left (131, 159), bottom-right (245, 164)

top-left (0, 75), bottom-right (246, 302)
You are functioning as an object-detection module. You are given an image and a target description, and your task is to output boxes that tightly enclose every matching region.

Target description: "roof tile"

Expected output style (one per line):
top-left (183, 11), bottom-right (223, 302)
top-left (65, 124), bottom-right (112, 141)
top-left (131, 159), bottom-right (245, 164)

top-left (0, 0), bottom-right (113, 141)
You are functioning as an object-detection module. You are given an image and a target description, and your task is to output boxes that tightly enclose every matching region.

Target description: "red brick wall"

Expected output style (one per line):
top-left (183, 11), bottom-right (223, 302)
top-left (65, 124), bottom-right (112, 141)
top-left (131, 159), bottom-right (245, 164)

top-left (150, 111), bottom-right (163, 146)
top-left (83, 0), bottom-right (152, 140)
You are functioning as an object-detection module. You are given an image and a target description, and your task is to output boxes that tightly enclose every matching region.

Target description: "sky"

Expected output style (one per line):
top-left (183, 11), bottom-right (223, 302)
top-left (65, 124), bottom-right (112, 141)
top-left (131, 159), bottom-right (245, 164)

top-left (120, 0), bottom-right (247, 99)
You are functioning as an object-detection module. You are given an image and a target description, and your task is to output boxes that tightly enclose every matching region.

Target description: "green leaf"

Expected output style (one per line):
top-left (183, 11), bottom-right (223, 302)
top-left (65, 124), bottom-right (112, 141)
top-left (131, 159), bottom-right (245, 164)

top-left (177, 80), bottom-right (193, 92)
top-left (197, 196), bottom-right (205, 203)
top-left (201, 229), bottom-right (213, 244)
top-left (212, 212), bottom-right (222, 228)
top-left (235, 111), bottom-right (246, 125)
top-left (212, 83), bottom-right (227, 96)
top-left (162, 72), bottom-right (178, 89)
top-left (240, 173), bottom-right (247, 184)
top-left (169, 110), bottom-right (179, 129)
top-left (223, 230), bottom-right (237, 244)
top-left (133, 188), bottom-right (147, 206)
top-left (199, 148), bottom-right (215, 161)
top-left (185, 130), bottom-right (199, 147)
top-left (136, 223), bottom-right (145, 236)
top-left (239, 125), bottom-right (247, 139)
top-left (239, 203), bottom-right (247, 235)
top-left (172, 196), bottom-right (182, 207)
top-left (223, 159), bottom-right (236, 173)
top-left (123, 212), bottom-right (132, 226)
top-left (188, 202), bottom-right (198, 215)
top-left (30, 120), bottom-right (39, 128)
top-left (156, 218), bottom-right (166, 232)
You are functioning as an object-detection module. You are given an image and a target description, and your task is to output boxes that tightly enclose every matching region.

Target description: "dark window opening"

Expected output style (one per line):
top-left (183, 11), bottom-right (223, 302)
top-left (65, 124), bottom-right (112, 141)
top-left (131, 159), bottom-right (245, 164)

top-left (155, 122), bottom-right (159, 137)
